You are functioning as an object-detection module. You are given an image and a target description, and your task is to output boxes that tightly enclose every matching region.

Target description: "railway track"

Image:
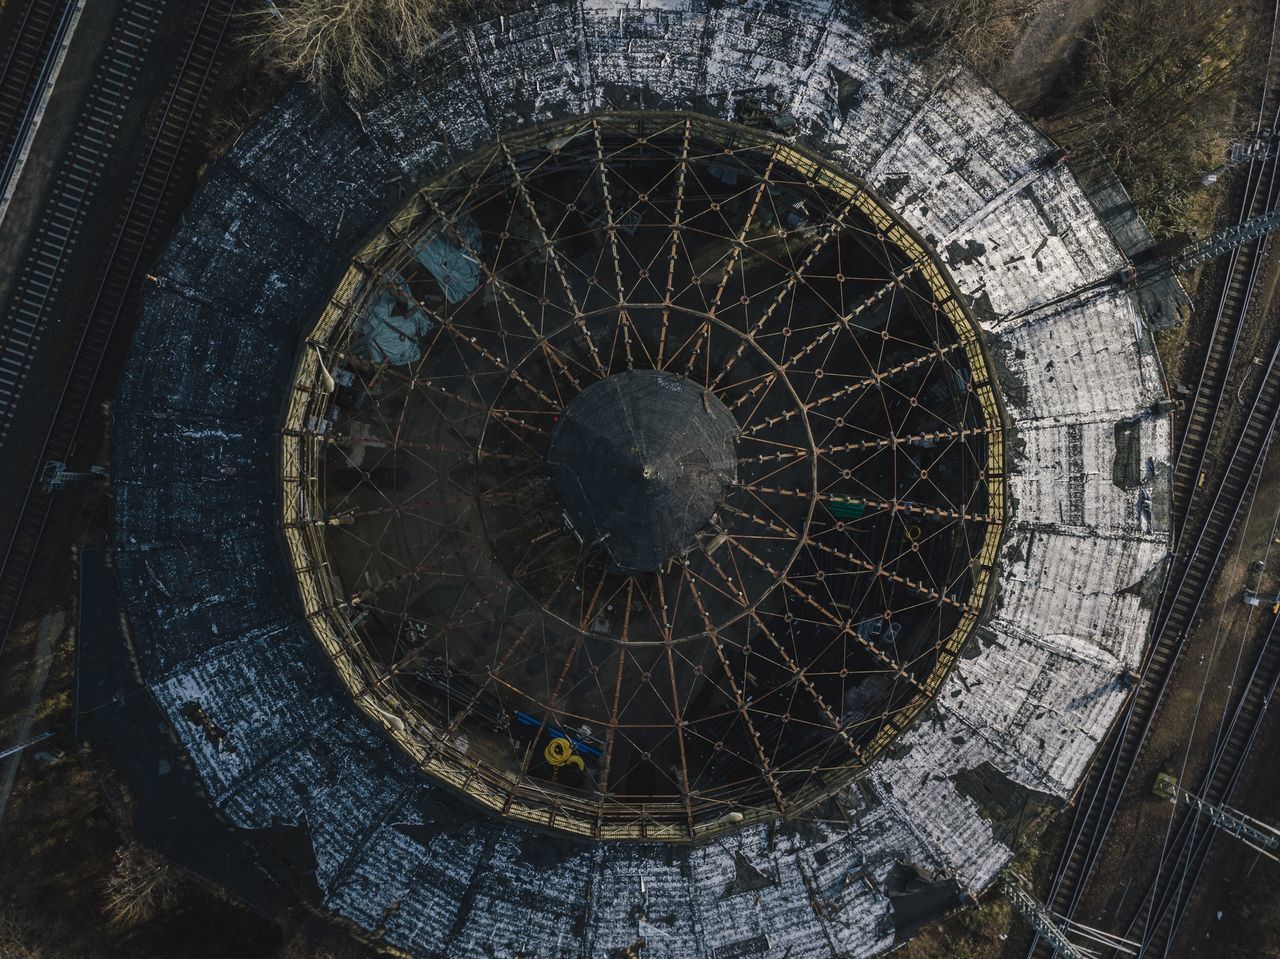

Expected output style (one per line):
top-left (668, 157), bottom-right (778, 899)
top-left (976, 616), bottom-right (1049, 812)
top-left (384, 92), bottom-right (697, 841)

top-left (0, 0), bottom-right (76, 206)
top-left (1113, 609), bottom-right (1280, 956)
top-left (1032, 235), bottom-right (1280, 959)
top-left (0, 0), bottom-right (235, 650)
top-left (1027, 4), bottom-right (1280, 954)
top-left (1170, 62), bottom-right (1280, 540)
top-left (0, 0), bottom-right (160, 436)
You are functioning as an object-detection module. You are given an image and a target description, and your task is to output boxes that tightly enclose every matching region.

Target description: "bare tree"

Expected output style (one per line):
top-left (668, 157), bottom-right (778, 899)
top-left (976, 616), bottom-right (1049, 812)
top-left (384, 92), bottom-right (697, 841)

top-left (866, 0), bottom-right (1252, 235)
top-left (0, 908), bottom-right (44, 959)
top-left (102, 845), bottom-right (176, 928)
top-left (1047, 0), bottom-right (1257, 234)
top-left (244, 0), bottom-right (451, 97)
top-left (866, 0), bottom-right (1044, 76)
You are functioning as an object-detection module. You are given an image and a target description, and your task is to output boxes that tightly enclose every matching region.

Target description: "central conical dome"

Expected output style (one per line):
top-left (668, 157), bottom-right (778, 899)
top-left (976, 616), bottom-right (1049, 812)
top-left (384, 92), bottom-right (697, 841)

top-left (547, 370), bottom-right (739, 571)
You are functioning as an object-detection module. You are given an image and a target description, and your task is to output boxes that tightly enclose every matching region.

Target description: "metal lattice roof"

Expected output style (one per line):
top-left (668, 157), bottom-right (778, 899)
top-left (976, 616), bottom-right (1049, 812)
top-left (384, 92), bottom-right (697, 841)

top-left (111, 2), bottom-right (1173, 954)
top-left (286, 114), bottom-right (1005, 839)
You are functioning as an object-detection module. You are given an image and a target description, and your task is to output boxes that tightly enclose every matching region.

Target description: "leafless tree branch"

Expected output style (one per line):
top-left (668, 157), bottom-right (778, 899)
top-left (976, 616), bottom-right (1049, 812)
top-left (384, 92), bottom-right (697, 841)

top-left (243, 0), bottom-right (462, 97)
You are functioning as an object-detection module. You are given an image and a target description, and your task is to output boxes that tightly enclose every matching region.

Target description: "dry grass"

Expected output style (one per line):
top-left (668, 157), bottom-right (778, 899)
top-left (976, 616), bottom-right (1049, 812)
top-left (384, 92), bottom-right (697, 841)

top-left (894, 896), bottom-right (1016, 959)
top-left (871, 0), bottom-right (1254, 239)
top-left (1044, 0), bottom-right (1257, 236)
top-left (0, 909), bottom-right (44, 959)
top-left (277, 926), bottom-right (377, 959)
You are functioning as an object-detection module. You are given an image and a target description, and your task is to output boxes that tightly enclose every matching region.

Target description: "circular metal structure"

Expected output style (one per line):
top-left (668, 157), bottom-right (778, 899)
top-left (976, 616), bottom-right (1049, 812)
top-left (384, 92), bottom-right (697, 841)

top-left (114, 1), bottom-right (1176, 953)
top-left (288, 113), bottom-right (1005, 839)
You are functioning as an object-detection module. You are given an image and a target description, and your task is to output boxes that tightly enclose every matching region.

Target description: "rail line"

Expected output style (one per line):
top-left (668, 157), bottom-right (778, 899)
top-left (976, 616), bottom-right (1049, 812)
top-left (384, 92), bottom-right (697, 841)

top-left (0, 0), bottom-right (160, 437)
top-left (0, 0), bottom-right (235, 650)
top-left (0, 0), bottom-right (76, 207)
top-left (1169, 57), bottom-right (1280, 541)
top-left (1113, 608), bottom-right (1280, 956)
top-left (1028, 372), bottom-right (1280, 958)
top-left (1027, 2), bottom-right (1280, 953)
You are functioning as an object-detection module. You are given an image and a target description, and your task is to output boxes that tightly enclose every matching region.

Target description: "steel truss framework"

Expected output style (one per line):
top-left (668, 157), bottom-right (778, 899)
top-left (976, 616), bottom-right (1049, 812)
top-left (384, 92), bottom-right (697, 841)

top-left (281, 112), bottom-right (1007, 841)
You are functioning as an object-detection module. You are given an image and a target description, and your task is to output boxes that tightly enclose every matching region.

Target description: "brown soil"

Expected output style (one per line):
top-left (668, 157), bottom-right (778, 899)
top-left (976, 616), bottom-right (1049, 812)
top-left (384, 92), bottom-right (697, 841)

top-left (1172, 722), bottom-right (1280, 958)
top-left (1070, 432), bottom-right (1280, 955)
top-left (989, 0), bottom-right (1107, 109)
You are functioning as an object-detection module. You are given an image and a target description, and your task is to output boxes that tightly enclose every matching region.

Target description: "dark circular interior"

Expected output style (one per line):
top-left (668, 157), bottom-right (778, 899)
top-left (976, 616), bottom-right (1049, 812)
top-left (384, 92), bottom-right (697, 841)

top-left (293, 113), bottom-right (1004, 838)
top-left (548, 370), bottom-right (739, 572)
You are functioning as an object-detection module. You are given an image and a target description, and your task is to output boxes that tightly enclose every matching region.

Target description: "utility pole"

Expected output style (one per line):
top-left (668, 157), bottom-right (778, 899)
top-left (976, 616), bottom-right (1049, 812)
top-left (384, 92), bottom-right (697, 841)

top-left (1154, 774), bottom-right (1280, 862)
top-left (1012, 201), bottom-right (1280, 324)
top-left (1166, 204), bottom-right (1280, 273)
top-left (40, 460), bottom-right (106, 493)
top-left (1002, 873), bottom-right (1138, 959)
top-left (1001, 874), bottom-right (1089, 959)
top-left (0, 731), bottom-right (53, 762)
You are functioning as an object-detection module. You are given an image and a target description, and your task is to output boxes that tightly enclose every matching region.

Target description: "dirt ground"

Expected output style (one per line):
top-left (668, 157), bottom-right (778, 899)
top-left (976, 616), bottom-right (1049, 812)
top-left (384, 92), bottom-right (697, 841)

top-left (1175, 757), bottom-right (1280, 957)
top-left (1072, 431), bottom-right (1280, 958)
top-left (0, 445), bottom-right (383, 959)
top-left (989, 0), bottom-right (1108, 109)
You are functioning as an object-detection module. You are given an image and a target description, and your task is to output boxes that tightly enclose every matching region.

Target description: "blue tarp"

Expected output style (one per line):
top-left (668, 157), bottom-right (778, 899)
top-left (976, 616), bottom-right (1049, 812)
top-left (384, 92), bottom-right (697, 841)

top-left (414, 214), bottom-right (482, 304)
top-left (357, 273), bottom-right (434, 365)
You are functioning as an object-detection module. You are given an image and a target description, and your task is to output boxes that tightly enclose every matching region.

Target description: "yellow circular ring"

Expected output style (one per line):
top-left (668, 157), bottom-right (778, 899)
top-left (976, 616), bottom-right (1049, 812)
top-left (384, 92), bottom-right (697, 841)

top-left (544, 737), bottom-right (573, 766)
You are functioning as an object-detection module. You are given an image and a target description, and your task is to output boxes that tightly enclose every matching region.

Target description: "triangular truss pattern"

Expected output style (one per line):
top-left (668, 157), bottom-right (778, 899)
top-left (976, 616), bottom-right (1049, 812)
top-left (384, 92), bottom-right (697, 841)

top-left (282, 112), bottom-right (1006, 841)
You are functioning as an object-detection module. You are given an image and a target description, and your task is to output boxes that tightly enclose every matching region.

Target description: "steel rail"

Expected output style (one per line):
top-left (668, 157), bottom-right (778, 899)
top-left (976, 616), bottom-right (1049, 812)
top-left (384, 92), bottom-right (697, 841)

top-left (0, 0), bottom-right (76, 205)
top-left (1029, 241), bottom-right (1280, 959)
top-left (1027, 3), bottom-right (1280, 951)
top-left (0, 0), bottom-right (235, 651)
top-left (1111, 613), bottom-right (1280, 956)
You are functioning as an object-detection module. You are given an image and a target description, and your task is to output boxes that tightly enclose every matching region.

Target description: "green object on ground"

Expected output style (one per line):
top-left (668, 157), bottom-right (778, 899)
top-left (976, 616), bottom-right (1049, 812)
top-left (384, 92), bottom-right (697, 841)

top-left (830, 499), bottom-right (866, 520)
